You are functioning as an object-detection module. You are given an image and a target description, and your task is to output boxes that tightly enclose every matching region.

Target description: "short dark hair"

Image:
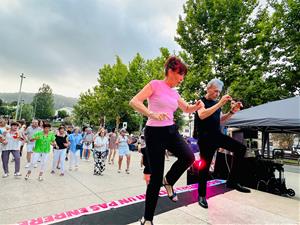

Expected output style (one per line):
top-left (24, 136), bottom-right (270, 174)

top-left (164, 56), bottom-right (187, 76)
top-left (10, 121), bottom-right (19, 127)
top-left (43, 123), bottom-right (51, 128)
top-left (58, 126), bottom-right (65, 131)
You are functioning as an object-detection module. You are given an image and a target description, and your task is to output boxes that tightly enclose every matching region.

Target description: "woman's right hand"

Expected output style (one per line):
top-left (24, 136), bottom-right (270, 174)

top-left (149, 112), bottom-right (170, 121)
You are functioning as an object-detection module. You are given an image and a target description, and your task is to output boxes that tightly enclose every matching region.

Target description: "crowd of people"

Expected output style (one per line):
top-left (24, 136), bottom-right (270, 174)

top-left (0, 118), bottom-right (146, 180)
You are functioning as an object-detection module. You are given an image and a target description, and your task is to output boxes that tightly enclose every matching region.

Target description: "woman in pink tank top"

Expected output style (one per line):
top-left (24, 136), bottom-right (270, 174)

top-left (130, 56), bottom-right (204, 225)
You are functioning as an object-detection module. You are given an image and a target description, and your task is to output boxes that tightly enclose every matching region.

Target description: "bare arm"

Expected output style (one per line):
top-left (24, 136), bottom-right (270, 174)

top-left (178, 98), bottom-right (205, 113)
top-left (220, 112), bottom-right (234, 124)
top-left (220, 101), bottom-right (243, 124)
top-left (197, 95), bottom-right (232, 120)
top-left (129, 82), bottom-right (170, 121)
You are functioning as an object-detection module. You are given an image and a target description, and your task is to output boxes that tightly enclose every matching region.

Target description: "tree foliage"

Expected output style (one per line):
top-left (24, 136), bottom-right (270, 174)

top-left (19, 104), bottom-right (33, 122)
top-left (73, 48), bottom-right (173, 132)
top-left (176, 0), bottom-right (299, 108)
top-left (58, 110), bottom-right (68, 119)
top-left (32, 84), bottom-right (55, 119)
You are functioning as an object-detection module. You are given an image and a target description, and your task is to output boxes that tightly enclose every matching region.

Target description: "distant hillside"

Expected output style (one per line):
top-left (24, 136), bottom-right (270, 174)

top-left (0, 92), bottom-right (77, 109)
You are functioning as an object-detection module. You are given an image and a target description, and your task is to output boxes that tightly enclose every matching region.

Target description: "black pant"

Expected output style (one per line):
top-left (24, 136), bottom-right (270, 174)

top-left (144, 125), bottom-right (195, 221)
top-left (197, 132), bottom-right (246, 197)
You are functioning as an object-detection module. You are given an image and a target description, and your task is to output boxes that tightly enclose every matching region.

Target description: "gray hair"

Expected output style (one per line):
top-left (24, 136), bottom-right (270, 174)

top-left (74, 127), bottom-right (80, 132)
top-left (206, 78), bottom-right (224, 91)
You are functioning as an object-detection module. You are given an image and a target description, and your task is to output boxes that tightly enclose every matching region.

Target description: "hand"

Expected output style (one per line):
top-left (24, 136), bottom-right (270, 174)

top-left (149, 112), bottom-right (170, 121)
top-left (231, 101), bottom-right (243, 113)
top-left (219, 95), bottom-right (232, 106)
top-left (194, 100), bottom-right (205, 110)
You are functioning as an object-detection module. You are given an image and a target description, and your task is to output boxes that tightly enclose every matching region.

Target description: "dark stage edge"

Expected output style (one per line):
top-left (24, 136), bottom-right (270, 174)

top-left (54, 183), bottom-right (229, 225)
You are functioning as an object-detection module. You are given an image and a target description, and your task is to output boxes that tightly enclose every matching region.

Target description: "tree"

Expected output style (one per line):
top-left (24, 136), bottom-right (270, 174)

top-left (73, 48), bottom-right (187, 132)
top-left (58, 110), bottom-right (68, 119)
top-left (268, 0), bottom-right (300, 97)
top-left (19, 104), bottom-right (33, 122)
top-left (272, 133), bottom-right (295, 149)
top-left (175, 0), bottom-right (298, 108)
top-left (32, 84), bottom-right (55, 119)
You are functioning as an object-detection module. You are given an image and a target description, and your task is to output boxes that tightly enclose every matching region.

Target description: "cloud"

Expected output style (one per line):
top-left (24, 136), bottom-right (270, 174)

top-left (0, 0), bottom-right (185, 97)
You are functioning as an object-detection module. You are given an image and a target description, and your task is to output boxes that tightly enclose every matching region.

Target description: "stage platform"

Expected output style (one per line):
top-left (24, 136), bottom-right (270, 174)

top-left (0, 151), bottom-right (299, 225)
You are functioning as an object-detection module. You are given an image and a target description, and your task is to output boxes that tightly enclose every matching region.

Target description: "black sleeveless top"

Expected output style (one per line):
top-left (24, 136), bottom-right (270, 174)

top-left (194, 97), bottom-right (221, 137)
top-left (55, 135), bottom-right (68, 149)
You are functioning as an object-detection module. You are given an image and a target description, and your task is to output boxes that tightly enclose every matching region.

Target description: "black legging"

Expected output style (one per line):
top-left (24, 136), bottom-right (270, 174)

top-left (197, 132), bottom-right (246, 197)
top-left (144, 125), bottom-right (195, 221)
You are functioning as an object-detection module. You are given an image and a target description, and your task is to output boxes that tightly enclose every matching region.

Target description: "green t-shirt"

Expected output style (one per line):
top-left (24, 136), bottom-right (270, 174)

top-left (33, 131), bottom-right (56, 153)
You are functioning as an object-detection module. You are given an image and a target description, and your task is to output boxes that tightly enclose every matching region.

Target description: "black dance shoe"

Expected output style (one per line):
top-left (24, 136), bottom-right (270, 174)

top-left (198, 196), bottom-right (208, 209)
top-left (226, 182), bottom-right (251, 193)
top-left (140, 218), bottom-right (153, 225)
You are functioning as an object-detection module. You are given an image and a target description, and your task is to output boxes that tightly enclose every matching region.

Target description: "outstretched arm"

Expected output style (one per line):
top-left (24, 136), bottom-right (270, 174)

top-left (178, 98), bottom-right (205, 113)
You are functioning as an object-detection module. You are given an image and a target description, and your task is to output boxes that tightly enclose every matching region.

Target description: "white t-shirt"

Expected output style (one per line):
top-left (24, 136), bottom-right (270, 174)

top-left (2, 131), bottom-right (21, 151)
top-left (94, 136), bottom-right (108, 152)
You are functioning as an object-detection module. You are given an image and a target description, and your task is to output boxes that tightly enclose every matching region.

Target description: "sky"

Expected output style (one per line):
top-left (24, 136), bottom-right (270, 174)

top-left (0, 0), bottom-right (186, 98)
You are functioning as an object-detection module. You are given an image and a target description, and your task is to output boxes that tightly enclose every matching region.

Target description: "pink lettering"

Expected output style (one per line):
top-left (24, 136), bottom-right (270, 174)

top-left (159, 190), bottom-right (167, 195)
top-left (126, 197), bottom-right (137, 202)
top-left (29, 218), bottom-right (43, 225)
top-left (66, 209), bottom-right (81, 217)
top-left (79, 207), bottom-right (89, 214)
top-left (43, 216), bottom-right (54, 223)
top-left (108, 201), bottom-right (118, 207)
top-left (135, 194), bottom-right (146, 200)
top-left (99, 203), bottom-right (109, 209)
top-left (89, 205), bottom-right (100, 212)
top-left (54, 213), bottom-right (66, 220)
top-left (118, 198), bottom-right (130, 205)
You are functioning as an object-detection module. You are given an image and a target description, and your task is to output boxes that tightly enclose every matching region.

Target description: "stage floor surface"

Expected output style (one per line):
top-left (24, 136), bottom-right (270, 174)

top-left (0, 147), bottom-right (299, 225)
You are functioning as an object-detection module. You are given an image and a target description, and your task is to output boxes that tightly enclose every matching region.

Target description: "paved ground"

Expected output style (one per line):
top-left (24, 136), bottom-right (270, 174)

top-left (0, 146), bottom-right (299, 225)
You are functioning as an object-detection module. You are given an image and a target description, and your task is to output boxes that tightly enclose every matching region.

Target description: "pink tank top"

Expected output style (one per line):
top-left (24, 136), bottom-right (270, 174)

top-left (146, 80), bottom-right (180, 127)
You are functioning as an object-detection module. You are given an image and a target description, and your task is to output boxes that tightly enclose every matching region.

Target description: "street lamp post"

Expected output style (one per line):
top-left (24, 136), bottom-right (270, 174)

top-left (19, 100), bottom-right (25, 120)
top-left (15, 73), bottom-right (26, 120)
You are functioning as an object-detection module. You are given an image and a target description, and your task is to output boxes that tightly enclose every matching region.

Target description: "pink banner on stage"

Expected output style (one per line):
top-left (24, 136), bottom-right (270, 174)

top-left (17, 180), bottom-right (225, 225)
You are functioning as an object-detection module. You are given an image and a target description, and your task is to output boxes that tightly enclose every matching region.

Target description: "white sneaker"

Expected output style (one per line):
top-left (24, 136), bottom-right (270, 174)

top-left (34, 164), bottom-right (38, 168)
top-left (14, 172), bottom-right (22, 177)
top-left (25, 163), bottom-right (30, 168)
top-left (117, 169), bottom-right (121, 173)
top-left (38, 176), bottom-right (44, 181)
top-left (2, 173), bottom-right (9, 178)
